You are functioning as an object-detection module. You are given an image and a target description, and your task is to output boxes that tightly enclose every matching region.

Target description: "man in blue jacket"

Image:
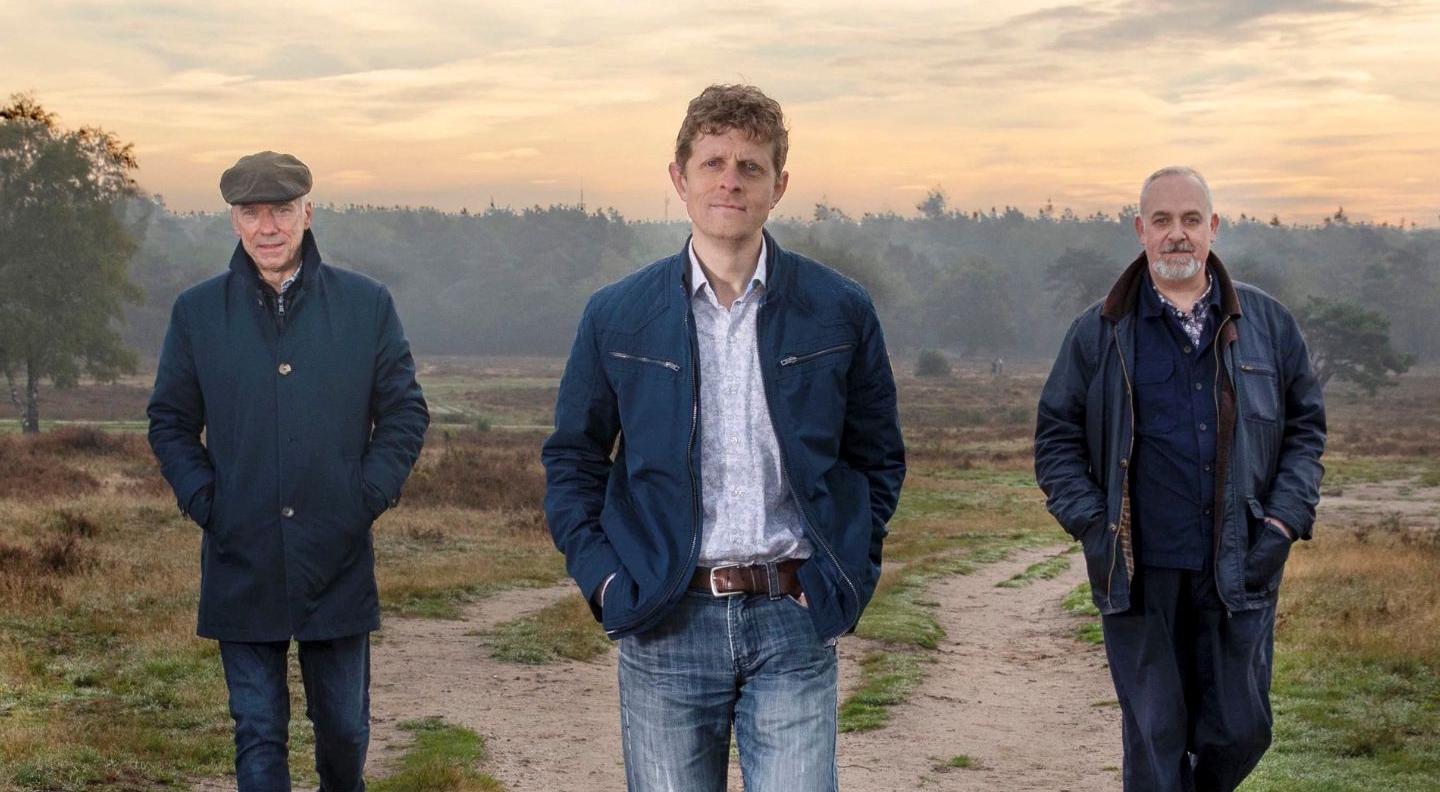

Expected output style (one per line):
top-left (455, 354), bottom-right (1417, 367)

top-left (542, 84), bottom-right (905, 791)
top-left (1035, 166), bottom-right (1325, 791)
top-left (148, 151), bottom-right (428, 791)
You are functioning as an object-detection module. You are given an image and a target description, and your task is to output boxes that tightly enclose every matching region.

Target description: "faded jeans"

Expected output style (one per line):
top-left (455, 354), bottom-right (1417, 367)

top-left (618, 590), bottom-right (839, 792)
top-left (218, 633), bottom-right (370, 792)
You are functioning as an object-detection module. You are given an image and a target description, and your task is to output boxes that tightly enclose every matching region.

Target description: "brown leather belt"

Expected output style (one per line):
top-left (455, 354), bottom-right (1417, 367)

top-left (689, 559), bottom-right (804, 598)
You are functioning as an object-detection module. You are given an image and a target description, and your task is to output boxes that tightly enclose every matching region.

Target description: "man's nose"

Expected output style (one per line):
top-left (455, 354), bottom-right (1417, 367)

top-left (718, 162), bottom-right (742, 191)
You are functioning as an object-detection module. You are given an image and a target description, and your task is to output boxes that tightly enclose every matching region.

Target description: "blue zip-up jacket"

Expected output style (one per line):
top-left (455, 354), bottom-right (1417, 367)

top-left (148, 230), bottom-right (429, 642)
top-left (542, 232), bottom-right (906, 641)
top-left (1035, 252), bottom-right (1326, 615)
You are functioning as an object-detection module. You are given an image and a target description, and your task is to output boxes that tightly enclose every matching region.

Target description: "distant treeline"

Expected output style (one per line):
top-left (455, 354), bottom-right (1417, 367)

top-left (122, 199), bottom-right (1440, 362)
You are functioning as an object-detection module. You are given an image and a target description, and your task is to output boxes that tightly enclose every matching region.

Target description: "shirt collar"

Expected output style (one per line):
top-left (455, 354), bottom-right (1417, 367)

top-left (1141, 268), bottom-right (1215, 319)
top-left (278, 262), bottom-right (303, 296)
top-left (689, 238), bottom-right (767, 300)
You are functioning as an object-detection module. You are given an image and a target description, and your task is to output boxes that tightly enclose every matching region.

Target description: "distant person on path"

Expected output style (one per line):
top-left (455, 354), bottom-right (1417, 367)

top-left (1034, 166), bottom-right (1326, 790)
top-left (147, 151), bottom-right (429, 791)
top-left (542, 84), bottom-right (906, 791)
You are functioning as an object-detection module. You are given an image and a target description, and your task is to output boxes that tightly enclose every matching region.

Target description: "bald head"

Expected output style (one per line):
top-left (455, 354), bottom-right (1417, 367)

top-left (1140, 166), bottom-right (1213, 216)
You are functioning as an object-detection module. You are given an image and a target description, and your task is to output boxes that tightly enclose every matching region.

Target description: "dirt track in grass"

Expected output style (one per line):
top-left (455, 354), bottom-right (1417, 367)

top-left (192, 546), bottom-right (1120, 791)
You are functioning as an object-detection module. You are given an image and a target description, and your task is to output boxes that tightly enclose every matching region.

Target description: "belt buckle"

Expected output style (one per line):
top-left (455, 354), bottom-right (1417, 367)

top-left (709, 564), bottom-right (746, 597)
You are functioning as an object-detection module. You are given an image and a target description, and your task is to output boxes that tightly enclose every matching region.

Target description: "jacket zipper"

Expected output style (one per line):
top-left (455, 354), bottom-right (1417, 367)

top-left (761, 320), bottom-right (861, 639)
top-left (608, 351), bottom-right (681, 372)
top-left (603, 312), bottom-right (699, 637)
top-left (779, 343), bottom-right (854, 367)
top-left (1109, 325), bottom-right (1134, 606)
top-left (1212, 316), bottom-right (1237, 615)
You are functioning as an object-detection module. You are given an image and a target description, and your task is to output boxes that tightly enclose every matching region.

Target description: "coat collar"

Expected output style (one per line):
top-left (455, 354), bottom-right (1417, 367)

top-left (1101, 251), bottom-right (1241, 323)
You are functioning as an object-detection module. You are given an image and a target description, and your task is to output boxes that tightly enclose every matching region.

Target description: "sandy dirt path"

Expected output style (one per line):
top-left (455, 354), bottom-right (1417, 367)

top-left (837, 546), bottom-right (1120, 791)
top-left (194, 545), bottom-right (1121, 791)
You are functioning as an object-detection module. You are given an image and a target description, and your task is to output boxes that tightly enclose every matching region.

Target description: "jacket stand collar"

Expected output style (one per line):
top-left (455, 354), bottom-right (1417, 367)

top-left (1102, 251), bottom-right (1242, 323)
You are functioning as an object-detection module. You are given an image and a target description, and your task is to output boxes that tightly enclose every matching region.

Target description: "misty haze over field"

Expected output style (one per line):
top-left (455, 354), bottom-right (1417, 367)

top-left (120, 197), bottom-right (1440, 364)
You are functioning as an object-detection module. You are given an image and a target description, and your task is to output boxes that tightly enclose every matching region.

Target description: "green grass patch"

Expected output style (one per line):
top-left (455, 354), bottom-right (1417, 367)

top-left (996, 553), bottom-right (1070, 588)
top-left (838, 651), bottom-right (926, 733)
top-left (940, 754), bottom-right (979, 769)
top-left (1242, 653), bottom-right (1440, 791)
top-left (488, 595), bottom-right (610, 664)
top-left (854, 578), bottom-right (946, 648)
top-left (1322, 456), bottom-right (1439, 489)
top-left (1061, 582), bottom-right (1104, 645)
top-left (370, 717), bottom-right (504, 792)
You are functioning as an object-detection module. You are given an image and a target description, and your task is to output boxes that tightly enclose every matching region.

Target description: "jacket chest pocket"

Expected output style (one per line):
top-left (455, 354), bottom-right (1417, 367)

top-left (1132, 356), bottom-right (1178, 433)
top-left (775, 339), bottom-right (855, 382)
top-left (1237, 361), bottom-right (1279, 423)
top-left (605, 350), bottom-right (682, 374)
top-left (602, 348), bottom-right (684, 414)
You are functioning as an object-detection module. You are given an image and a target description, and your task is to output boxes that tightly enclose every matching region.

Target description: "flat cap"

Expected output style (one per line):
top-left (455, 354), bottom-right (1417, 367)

top-left (220, 151), bottom-right (312, 205)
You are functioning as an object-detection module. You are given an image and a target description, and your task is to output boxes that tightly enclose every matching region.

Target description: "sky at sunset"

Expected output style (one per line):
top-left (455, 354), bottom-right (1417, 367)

top-left (4, 0), bottom-right (1439, 225)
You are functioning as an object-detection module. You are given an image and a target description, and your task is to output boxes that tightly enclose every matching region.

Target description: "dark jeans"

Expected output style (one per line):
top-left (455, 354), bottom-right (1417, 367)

top-left (618, 591), bottom-right (839, 792)
top-left (1101, 566), bottom-right (1275, 792)
top-left (218, 633), bottom-right (371, 792)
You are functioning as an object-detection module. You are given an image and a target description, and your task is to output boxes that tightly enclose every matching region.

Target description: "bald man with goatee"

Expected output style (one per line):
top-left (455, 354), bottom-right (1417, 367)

top-left (1035, 167), bottom-right (1326, 791)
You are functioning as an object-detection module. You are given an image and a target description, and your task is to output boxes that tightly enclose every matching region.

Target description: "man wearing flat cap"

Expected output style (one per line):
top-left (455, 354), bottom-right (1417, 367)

top-left (148, 151), bottom-right (429, 790)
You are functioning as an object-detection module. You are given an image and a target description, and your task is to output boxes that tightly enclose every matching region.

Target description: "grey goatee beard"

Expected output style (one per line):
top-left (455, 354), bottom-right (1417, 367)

top-left (1153, 256), bottom-right (1203, 283)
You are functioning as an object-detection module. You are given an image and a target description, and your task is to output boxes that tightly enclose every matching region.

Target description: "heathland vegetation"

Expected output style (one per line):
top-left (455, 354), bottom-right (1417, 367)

top-left (1, 360), bottom-right (1437, 790)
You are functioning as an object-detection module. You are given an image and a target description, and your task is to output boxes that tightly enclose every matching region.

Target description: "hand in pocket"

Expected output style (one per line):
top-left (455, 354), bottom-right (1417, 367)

top-left (1244, 523), bottom-right (1292, 591)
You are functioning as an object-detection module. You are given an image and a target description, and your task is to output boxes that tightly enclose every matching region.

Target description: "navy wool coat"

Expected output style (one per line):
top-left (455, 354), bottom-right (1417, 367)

top-left (148, 230), bottom-right (428, 642)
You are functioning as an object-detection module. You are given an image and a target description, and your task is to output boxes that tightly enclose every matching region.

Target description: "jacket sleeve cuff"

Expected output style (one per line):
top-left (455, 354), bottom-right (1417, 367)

top-left (1262, 502), bottom-right (1312, 541)
top-left (573, 543), bottom-right (623, 622)
top-left (176, 468), bottom-right (216, 517)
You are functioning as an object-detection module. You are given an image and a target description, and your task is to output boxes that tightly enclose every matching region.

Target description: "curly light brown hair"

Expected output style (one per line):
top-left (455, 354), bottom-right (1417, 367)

top-left (674, 84), bottom-right (789, 174)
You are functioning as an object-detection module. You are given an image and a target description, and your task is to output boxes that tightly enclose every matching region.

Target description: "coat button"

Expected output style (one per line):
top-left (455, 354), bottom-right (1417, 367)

top-left (281, 506), bottom-right (295, 518)
top-left (278, 363), bottom-right (293, 376)
top-left (1119, 458), bottom-right (1129, 469)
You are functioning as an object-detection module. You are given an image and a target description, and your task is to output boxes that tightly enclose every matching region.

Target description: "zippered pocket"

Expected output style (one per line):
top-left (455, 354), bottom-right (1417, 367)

top-left (607, 351), bottom-right (681, 372)
top-left (779, 343), bottom-right (854, 368)
top-left (1237, 360), bottom-right (1278, 422)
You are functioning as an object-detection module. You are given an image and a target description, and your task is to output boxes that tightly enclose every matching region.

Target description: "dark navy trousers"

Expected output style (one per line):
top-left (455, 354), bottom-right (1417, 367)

top-left (218, 633), bottom-right (371, 791)
top-left (1101, 567), bottom-right (1275, 792)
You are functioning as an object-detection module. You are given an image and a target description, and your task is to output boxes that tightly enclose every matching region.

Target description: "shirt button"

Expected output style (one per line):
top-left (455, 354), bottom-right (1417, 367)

top-left (281, 506), bottom-right (295, 518)
top-left (278, 363), bottom-right (293, 376)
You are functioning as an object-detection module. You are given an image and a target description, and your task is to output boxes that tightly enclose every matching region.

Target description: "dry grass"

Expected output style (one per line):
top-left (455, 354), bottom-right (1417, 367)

top-left (3, 359), bottom-right (1438, 790)
top-left (402, 429), bottom-right (548, 516)
top-left (1280, 540), bottom-right (1440, 666)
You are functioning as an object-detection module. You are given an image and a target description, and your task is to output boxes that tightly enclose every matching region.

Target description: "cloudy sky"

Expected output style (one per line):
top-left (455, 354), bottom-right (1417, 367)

top-left (3, 0), bottom-right (1438, 224)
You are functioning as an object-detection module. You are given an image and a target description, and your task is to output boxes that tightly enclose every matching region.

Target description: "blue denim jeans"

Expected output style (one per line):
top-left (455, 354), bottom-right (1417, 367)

top-left (618, 590), bottom-right (839, 792)
top-left (218, 633), bottom-right (371, 792)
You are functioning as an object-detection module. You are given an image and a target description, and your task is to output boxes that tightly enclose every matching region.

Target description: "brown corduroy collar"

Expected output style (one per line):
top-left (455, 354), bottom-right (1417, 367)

top-left (1100, 251), bottom-right (1242, 323)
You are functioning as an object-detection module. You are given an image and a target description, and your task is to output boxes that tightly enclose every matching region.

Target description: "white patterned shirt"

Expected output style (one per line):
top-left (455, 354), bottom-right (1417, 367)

top-left (689, 239), bottom-right (812, 566)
